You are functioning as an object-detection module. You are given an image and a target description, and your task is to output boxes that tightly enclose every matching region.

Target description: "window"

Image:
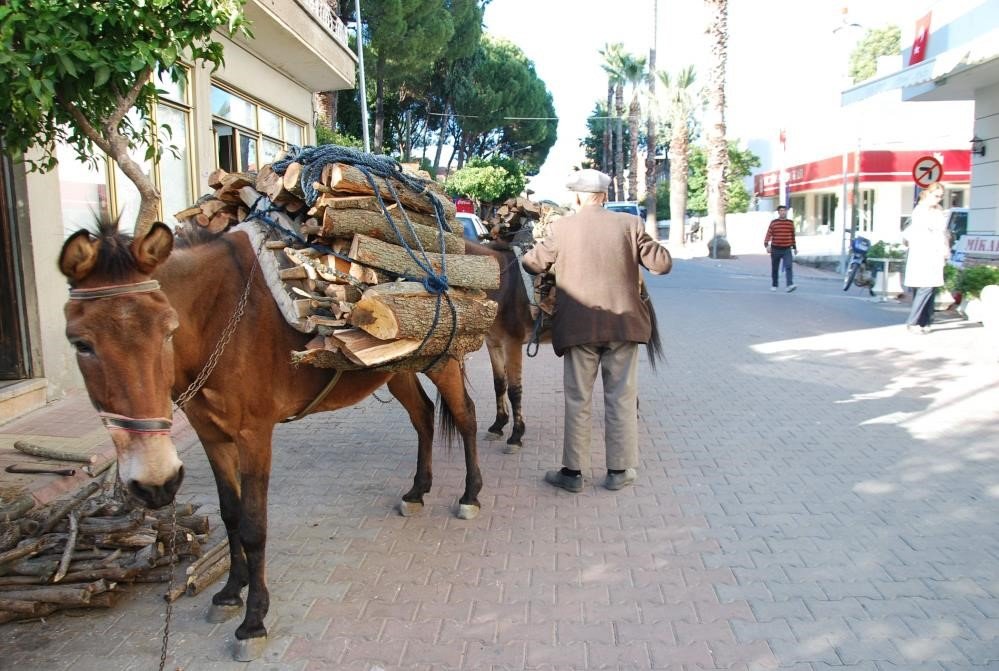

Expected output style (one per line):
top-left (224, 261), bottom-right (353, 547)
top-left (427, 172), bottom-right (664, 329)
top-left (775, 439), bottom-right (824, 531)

top-left (859, 189), bottom-right (874, 232)
top-left (210, 84), bottom-right (306, 173)
top-left (59, 68), bottom-right (193, 236)
top-left (789, 195), bottom-right (806, 229)
top-left (818, 193), bottom-right (838, 230)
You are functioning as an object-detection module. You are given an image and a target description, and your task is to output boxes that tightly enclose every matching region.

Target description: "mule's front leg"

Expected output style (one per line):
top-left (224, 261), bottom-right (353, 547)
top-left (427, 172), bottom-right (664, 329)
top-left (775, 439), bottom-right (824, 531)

top-left (485, 339), bottom-right (509, 439)
top-left (232, 438), bottom-right (272, 661)
top-left (503, 339), bottom-right (526, 453)
top-left (201, 440), bottom-right (249, 624)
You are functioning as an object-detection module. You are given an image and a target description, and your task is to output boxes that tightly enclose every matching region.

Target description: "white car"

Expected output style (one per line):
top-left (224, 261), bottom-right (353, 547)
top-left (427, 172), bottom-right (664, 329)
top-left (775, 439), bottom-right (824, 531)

top-left (456, 213), bottom-right (490, 242)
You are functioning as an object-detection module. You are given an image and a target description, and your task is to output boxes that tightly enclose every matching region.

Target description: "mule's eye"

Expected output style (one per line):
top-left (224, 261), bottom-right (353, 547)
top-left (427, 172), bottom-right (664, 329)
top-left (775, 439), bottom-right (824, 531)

top-left (72, 340), bottom-right (94, 356)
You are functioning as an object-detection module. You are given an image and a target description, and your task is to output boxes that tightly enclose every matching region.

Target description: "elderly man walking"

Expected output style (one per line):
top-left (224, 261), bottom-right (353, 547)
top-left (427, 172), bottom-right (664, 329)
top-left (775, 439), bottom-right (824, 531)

top-left (521, 169), bottom-right (672, 492)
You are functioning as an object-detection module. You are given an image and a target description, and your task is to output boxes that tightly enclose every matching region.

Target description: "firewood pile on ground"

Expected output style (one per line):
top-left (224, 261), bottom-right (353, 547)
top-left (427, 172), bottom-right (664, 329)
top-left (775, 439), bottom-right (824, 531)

top-left (174, 146), bottom-right (500, 371)
top-left (0, 451), bottom-right (226, 624)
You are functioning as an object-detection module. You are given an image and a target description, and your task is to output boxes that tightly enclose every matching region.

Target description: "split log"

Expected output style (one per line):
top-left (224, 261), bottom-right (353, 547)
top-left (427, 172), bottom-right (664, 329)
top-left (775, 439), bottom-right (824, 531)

top-left (281, 162), bottom-right (306, 198)
top-left (309, 195), bottom-right (455, 232)
top-left (14, 440), bottom-right (96, 464)
top-left (322, 207), bottom-right (465, 255)
top-left (322, 163), bottom-right (456, 219)
top-left (348, 235), bottom-right (500, 290)
top-left (349, 282), bottom-right (497, 341)
top-left (187, 554), bottom-right (231, 597)
top-left (290, 348), bottom-right (457, 372)
top-left (326, 329), bottom-right (485, 368)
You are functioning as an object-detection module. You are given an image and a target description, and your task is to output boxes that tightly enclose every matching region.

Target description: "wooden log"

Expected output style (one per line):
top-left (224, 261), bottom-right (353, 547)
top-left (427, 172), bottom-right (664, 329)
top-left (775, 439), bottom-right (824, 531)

top-left (207, 168), bottom-right (229, 190)
top-left (0, 496), bottom-right (35, 524)
top-left (37, 481), bottom-right (102, 534)
top-left (349, 282), bottom-right (497, 340)
top-left (0, 534), bottom-right (63, 566)
top-left (157, 515), bottom-right (210, 535)
top-left (52, 511), bottom-right (78, 583)
top-left (187, 554), bottom-right (230, 597)
top-left (326, 329), bottom-right (485, 367)
top-left (91, 529), bottom-right (158, 549)
top-left (13, 441), bottom-right (96, 464)
top-left (0, 596), bottom-right (41, 615)
top-left (147, 503), bottom-right (199, 519)
top-left (0, 575), bottom-right (43, 587)
top-left (57, 566), bottom-right (142, 583)
top-left (281, 161), bottom-right (305, 198)
top-left (290, 347), bottom-right (459, 372)
top-left (0, 523), bottom-right (19, 553)
top-left (9, 557), bottom-right (58, 578)
top-left (322, 207), bottom-right (464, 255)
top-left (348, 235), bottom-right (500, 290)
top-left (322, 163), bottom-right (456, 218)
top-left (70, 510), bottom-right (144, 535)
top-left (185, 537), bottom-right (228, 577)
top-left (0, 585), bottom-right (94, 605)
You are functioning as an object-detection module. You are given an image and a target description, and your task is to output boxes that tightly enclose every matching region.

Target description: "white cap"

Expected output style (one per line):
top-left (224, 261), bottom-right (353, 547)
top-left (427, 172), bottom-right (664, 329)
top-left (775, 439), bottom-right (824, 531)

top-left (565, 169), bottom-right (611, 193)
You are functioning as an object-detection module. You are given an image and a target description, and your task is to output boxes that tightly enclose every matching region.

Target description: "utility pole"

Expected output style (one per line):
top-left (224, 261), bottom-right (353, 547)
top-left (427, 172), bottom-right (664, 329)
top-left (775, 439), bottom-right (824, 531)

top-left (354, 0), bottom-right (370, 153)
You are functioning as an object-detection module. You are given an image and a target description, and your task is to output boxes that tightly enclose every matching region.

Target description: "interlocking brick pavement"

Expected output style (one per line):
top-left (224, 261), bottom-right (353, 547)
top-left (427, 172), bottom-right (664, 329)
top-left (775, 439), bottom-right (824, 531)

top-left (2, 253), bottom-right (997, 670)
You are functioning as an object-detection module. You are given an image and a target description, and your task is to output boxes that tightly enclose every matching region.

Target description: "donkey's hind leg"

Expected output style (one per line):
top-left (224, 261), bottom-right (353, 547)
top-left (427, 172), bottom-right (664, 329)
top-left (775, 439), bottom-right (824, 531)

top-left (388, 372), bottom-right (435, 516)
top-left (485, 336), bottom-right (510, 439)
top-left (425, 358), bottom-right (482, 519)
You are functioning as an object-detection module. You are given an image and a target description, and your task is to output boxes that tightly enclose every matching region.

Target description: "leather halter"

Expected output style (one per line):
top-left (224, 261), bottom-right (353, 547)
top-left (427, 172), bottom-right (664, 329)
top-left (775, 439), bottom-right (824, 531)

top-left (69, 280), bottom-right (161, 300)
top-left (69, 279), bottom-right (172, 435)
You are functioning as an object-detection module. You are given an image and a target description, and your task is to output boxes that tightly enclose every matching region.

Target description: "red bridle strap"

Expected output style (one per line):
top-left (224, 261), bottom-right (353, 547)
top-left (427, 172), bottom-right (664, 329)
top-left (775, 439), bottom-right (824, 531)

top-left (99, 412), bottom-right (173, 435)
top-left (69, 280), bottom-right (161, 300)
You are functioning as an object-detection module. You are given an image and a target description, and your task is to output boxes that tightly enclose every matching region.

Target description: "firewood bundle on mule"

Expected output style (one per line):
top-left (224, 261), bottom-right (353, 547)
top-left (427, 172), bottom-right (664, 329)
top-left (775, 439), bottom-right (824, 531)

top-left (486, 196), bottom-right (543, 242)
top-left (0, 469), bottom-right (226, 624)
top-left (174, 146), bottom-right (501, 371)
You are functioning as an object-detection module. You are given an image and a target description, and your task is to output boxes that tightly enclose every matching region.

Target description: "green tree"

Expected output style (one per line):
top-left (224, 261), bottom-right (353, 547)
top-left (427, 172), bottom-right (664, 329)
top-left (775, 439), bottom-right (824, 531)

top-left (362, 0), bottom-right (454, 152)
top-left (658, 66), bottom-right (698, 246)
top-left (849, 26), bottom-right (900, 83)
top-left (685, 143), bottom-right (759, 215)
top-left (0, 0), bottom-right (248, 235)
top-left (444, 157), bottom-right (526, 207)
top-left (599, 43), bottom-right (627, 200)
top-left (620, 52), bottom-right (647, 204)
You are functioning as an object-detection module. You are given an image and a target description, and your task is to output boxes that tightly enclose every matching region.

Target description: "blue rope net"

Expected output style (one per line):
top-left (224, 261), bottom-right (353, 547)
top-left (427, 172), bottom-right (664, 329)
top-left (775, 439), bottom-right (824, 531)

top-left (248, 145), bottom-right (459, 368)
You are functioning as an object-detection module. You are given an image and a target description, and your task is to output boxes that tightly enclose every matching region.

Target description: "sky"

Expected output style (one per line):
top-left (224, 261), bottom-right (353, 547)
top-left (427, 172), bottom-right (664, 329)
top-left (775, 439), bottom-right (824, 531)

top-left (481, 0), bottom-right (919, 204)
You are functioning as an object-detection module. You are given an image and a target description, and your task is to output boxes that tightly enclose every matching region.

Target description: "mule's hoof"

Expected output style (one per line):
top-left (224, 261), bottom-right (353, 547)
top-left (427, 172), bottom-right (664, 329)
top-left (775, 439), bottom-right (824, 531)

top-left (233, 635), bottom-right (268, 662)
top-left (398, 500), bottom-right (424, 517)
top-left (456, 503), bottom-right (480, 520)
top-left (502, 443), bottom-right (522, 454)
top-left (486, 431), bottom-right (503, 441)
top-left (206, 603), bottom-right (242, 623)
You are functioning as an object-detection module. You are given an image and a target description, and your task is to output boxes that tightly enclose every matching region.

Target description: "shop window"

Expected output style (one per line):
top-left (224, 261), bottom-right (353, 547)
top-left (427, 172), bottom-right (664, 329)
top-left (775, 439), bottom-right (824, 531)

top-left (860, 189), bottom-right (874, 232)
top-left (789, 195), bottom-right (806, 229)
top-left (210, 84), bottom-right (306, 173)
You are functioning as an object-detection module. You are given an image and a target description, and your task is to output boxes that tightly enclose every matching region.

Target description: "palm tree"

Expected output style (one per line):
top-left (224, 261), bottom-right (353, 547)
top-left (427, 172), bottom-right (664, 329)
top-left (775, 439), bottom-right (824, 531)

top-left (620, 53), bottom-right (648, 206)
top-left (658, 66), bottom-right (698, 248)
top-left (704, 0), bottom-right (729, 243)
top-left (644, 0), bottom-right (659, 238)
top-left (599, 43), bottom-right (626, 199)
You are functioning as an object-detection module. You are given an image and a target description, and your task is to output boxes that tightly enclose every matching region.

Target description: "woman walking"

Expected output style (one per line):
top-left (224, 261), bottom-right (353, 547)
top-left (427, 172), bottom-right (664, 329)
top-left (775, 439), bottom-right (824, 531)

top-left (903, 182), bottom-right (951, 333)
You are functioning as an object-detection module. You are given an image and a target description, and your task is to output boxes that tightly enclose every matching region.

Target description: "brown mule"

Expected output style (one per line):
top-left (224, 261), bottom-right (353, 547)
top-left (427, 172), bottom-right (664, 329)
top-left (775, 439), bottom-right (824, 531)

top-left (59, 221), bottom-right (482, 661)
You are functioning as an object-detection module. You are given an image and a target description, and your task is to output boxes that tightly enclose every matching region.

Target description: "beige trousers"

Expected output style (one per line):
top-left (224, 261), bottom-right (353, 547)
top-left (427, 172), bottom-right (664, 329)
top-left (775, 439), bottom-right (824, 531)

top-left (562, 341), bottom-right (639, 473)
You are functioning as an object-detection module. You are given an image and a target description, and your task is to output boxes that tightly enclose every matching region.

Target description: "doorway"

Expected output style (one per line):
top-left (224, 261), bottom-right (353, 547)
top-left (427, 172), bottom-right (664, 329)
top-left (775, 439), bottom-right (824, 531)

top-left (0, 154), bottom-right (30, 380)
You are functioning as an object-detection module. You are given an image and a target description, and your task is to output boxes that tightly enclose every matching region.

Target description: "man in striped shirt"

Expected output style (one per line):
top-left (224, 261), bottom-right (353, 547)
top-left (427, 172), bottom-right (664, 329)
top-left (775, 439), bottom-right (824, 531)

top-left (764, 205), bottom-right (797, 292)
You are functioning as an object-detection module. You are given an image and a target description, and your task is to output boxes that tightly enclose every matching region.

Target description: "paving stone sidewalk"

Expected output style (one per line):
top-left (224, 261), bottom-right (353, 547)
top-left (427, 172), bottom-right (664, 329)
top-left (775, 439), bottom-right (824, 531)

top-left (1, 254), bottom-right (997, 671)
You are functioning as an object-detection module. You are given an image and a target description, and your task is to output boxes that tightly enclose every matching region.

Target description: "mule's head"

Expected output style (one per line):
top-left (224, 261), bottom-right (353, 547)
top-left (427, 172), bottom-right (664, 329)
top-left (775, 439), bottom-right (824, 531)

top-left (59, 222), bottom-right (184, 508)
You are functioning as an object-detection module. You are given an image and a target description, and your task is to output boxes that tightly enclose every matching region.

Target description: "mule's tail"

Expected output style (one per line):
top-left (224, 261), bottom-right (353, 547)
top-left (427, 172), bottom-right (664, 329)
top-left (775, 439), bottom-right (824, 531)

top-left (645, 297), bottom-right (665, 372)
top-left (435, 364), bottom-right (472, 451)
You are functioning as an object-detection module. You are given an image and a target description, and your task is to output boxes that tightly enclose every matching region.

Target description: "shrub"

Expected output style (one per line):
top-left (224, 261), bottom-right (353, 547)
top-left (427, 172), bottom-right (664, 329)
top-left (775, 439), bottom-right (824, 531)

top-left (955, 265), bottom-right (999, 298)
top-left (866, 240), bottom-right (906, 260)
top-left (944, 263), bottom-right (960, 293)
top-left (315, 125), bottom-right (363, 149)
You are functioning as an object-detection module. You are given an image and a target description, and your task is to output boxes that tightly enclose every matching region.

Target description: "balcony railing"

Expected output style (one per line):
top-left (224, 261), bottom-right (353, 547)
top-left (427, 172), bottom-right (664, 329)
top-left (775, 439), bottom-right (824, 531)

top-left (296, 0), bottom-right (350, 48)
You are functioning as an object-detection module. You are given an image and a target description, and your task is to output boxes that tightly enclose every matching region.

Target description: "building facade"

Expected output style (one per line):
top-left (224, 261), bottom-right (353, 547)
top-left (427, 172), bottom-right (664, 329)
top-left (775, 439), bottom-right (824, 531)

top-left (0, 0), bottom-right (356, 421)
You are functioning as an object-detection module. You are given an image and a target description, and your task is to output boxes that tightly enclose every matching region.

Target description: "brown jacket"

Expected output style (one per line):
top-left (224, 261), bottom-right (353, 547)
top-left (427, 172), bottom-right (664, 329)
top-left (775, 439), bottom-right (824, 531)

top-left (521, 205), bottom-right (671, 356)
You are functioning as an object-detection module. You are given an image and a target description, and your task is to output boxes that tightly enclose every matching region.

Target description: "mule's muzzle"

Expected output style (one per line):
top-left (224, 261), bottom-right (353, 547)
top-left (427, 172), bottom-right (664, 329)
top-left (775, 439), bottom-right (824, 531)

top-left (128, 464), bottom-right (185, 509)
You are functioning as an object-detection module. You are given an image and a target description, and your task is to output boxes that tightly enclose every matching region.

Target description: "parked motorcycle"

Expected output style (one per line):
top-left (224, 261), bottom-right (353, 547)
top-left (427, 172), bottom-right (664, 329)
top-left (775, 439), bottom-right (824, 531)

top-left (843, 236), bottom-right (874, 291)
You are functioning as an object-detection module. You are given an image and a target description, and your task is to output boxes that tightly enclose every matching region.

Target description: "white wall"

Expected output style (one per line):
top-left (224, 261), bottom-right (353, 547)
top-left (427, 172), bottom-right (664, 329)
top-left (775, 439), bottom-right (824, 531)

top-left (972, 81), bottom-right (999, 233)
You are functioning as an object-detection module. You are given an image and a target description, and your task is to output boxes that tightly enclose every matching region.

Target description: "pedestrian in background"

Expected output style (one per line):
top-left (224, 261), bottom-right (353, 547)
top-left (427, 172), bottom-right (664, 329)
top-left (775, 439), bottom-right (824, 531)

top-left (764, 205), bottom-right (797, 292)
top-left (521, 169), bottom-right (672, 493)
top-left (903, 182), bottom-right (950, 333)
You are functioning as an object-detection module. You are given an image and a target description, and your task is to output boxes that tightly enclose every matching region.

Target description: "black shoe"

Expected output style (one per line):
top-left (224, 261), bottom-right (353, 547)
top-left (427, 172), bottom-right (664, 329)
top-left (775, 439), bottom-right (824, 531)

top-left (604, 468), bottom-right (637, 490)
top-left (544, 469), bottom-right (583, 493)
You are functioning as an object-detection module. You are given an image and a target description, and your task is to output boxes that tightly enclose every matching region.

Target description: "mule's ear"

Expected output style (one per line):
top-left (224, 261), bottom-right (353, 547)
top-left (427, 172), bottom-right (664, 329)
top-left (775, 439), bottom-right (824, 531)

top-left (132, 222), bottom-right (174, 274)
top-left (59, 230), bottom-right (101, 282)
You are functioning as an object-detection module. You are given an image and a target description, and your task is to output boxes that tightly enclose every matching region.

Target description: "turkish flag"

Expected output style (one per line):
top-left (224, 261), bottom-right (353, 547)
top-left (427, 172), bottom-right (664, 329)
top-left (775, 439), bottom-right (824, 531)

top-left (909, 12), bottom-right (932, 66)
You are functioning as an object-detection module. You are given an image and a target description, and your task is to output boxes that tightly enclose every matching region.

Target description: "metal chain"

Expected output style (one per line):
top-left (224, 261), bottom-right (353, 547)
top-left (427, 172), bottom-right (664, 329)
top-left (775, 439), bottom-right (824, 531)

top-left (174, 255), bottom-right (260, 410)
top-left (158, 500), bottom-right (177, 671)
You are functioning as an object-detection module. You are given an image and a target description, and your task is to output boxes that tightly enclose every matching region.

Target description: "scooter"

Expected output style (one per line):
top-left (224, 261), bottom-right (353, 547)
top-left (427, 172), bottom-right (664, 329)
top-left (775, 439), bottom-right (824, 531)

top-left (843, 235), bottom-right (873, 291)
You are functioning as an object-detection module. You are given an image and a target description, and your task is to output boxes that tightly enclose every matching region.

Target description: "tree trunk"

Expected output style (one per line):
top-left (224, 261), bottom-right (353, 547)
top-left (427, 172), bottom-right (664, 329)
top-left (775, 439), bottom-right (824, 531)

top-left (349, 282), bottom-right (497, 340)
top-left (668, 125), bottom-right (689, 248)
top-left (373, 57), bottom-right (385, 153)
top-left (433, 101), bottom-right (449, 177)
top-left (604, 83), bottom-right (615, 200)
top-left (645, 2), bottom-right (659, 239)
top-left (348, 234), bottom-right (500, 290)
top-left (705, 0), bottom-right (729, 239)
top-left (628, 98), bottom-right (641, 208)
top-left (614, 84), bottom-right (626, 201)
